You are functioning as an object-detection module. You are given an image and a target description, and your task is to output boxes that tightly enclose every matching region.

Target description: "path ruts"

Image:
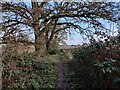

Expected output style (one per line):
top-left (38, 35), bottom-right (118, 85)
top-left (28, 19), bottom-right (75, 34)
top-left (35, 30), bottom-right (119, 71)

top-left (56, 57), bottom-right (69, 89)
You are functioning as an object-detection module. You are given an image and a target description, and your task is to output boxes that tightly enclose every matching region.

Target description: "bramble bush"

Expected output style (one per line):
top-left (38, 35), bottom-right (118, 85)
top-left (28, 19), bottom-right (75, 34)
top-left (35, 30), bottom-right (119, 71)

top-left (64, 40), bottom-right (120, 88)
top-left (2, 51), bottom-right (57, 89)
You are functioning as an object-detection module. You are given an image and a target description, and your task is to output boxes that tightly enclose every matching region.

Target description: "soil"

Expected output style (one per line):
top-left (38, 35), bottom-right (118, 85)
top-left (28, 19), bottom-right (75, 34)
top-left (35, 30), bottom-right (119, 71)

top-left (55, 57), bottom-right (69, 89)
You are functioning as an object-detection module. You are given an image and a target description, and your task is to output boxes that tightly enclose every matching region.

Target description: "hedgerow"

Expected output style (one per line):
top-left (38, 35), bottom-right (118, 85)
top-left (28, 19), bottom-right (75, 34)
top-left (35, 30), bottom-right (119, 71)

top-left (2, 51), bottom-right (57, 89)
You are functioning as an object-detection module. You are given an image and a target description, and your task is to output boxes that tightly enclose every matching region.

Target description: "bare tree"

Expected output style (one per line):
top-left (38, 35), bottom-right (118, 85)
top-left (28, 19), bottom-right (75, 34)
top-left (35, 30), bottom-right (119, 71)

top-left (1, 1), bottom-right (118, 56)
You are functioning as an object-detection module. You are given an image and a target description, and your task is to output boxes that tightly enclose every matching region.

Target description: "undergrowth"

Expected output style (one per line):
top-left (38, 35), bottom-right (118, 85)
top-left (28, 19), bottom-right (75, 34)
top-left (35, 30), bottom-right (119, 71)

top-left (64, 42), bottom-right (120, 88)
top-left (2, 51), bottom-right (57, 89)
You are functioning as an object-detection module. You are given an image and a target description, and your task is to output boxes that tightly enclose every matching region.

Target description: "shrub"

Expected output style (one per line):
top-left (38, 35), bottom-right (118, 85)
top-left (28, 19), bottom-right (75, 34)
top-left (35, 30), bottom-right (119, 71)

top-left (48, 48), bottom-right (57, 55)
top-left (2, 51), bottom-right (57, 89)
top-left (65, 42), bottom-right (120, 88)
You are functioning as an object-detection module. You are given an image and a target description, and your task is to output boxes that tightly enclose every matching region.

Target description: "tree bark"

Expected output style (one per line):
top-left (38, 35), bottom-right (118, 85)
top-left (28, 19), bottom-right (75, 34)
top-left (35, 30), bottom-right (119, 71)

top-left (46, 33), bottom-right (54, 51)
top-left (45, 19), bottom-right (58, 50)
top-left (33, 15), bottom-right (46, 56)
top-left (34, 30), bottom-right (46, 56)
top-left (32, 2), bottom-right (46, 57)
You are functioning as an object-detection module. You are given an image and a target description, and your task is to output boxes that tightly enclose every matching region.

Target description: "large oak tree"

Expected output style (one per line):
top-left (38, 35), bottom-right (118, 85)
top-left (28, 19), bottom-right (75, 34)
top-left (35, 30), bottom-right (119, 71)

top-left (1, 1), bottom-right (118, 56)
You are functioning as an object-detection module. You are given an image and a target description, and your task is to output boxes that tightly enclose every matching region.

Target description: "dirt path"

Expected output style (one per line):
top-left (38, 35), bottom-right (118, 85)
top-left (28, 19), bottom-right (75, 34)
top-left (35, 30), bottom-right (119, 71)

top-left (0, 45), bottom-right (2, 89)
top-left (56, 57), bottom-right (69, 89)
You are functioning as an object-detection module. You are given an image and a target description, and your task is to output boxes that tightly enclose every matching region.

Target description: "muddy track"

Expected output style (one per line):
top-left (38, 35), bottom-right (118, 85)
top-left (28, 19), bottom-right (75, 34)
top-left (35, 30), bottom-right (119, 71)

top-left (56, 57), bottom-right (69, 89)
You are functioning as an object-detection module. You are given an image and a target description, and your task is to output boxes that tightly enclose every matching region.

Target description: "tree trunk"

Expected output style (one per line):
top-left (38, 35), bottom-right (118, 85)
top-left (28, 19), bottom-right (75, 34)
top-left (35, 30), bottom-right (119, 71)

top-left (32, 2), bottom-right (46, 57)
top-left (46, 32), bottom-right (54, 51)
top-left (33, 17), bottom-right (46, 57)
top-left (34, 28), bottom-right (46, 57)
top-left (46, 40), bottom-right (50, 50)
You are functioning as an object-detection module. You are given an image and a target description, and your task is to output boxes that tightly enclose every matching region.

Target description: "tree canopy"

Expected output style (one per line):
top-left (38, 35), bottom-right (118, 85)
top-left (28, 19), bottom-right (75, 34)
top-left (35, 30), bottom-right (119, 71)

top-left (1, 1), bottom-right (119, 56)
